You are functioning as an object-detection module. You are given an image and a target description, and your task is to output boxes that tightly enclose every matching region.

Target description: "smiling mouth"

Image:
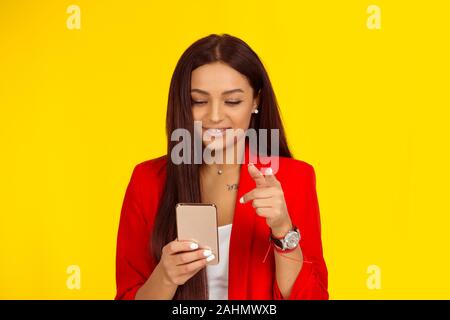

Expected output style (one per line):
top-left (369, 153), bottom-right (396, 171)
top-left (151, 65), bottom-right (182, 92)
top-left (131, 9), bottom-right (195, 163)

top-left (203, 127), bottom-right (232, 137)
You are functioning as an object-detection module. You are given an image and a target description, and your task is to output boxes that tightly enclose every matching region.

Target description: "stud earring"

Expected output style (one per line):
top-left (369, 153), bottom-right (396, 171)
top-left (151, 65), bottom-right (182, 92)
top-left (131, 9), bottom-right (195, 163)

top-left (253, 108), bottom-right (259, 114)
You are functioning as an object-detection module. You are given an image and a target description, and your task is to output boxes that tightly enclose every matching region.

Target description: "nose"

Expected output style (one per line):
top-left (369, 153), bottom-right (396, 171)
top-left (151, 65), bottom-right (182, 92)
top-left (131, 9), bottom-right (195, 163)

top-left (208, 102), bottom-right (223, 123)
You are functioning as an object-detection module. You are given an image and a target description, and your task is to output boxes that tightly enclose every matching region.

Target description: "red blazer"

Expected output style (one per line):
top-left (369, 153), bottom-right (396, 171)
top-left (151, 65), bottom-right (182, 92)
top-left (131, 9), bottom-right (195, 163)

top-left (115, 145), bottom-right (329, 300)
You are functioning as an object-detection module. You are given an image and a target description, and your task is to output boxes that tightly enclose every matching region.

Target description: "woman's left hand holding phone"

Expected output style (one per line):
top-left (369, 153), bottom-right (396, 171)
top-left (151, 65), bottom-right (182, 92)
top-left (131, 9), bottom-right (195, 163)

top-left (135, 239), bottom-right (214, 299)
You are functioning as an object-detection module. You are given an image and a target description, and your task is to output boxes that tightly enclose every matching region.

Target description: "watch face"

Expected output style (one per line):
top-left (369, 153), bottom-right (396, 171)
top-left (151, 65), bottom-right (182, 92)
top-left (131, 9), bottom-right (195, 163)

top-left (285, 231), bottom-right (300, 249)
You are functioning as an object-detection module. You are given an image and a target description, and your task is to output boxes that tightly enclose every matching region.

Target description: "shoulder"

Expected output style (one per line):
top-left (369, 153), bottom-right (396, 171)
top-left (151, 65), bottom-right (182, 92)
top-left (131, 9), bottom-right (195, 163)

top-left (124, 155), bottom-right (168, 223)
top-left (278, 157), bottom-right (315, 173)
top-left (127, 155), bottom-right (168, 198)
top-left (131, 155), bottom-right (167, 182)
top-left (277, 157), bottom-right (316, 188)
top-left (257, 154), bottom-right (316, 187)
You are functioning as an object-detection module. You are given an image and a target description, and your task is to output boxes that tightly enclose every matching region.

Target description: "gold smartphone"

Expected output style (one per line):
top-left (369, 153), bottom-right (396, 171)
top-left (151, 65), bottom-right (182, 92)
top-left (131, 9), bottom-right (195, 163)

top-left (175, 203), bottom-right (219, 265)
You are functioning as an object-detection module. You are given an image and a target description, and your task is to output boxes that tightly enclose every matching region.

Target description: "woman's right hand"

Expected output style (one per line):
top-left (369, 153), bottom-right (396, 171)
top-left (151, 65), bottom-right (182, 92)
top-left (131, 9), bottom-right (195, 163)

top-left (159, 239), bottom-right (214, 286)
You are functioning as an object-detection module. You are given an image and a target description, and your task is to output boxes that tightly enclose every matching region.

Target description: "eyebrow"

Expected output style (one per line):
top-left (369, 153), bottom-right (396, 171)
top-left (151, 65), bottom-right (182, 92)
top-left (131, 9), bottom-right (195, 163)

top-left (190, 88), bottom-right (244, 95)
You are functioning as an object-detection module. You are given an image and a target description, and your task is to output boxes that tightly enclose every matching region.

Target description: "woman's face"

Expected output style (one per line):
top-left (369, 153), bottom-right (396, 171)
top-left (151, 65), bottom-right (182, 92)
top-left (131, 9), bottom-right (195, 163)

top-left (191, 61), bottom-right (259, 153)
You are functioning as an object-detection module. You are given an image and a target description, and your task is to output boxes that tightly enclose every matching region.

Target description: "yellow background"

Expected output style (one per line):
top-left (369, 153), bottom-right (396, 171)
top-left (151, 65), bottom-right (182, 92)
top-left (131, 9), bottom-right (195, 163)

top-left (1, 0), bottom-right (449, 299)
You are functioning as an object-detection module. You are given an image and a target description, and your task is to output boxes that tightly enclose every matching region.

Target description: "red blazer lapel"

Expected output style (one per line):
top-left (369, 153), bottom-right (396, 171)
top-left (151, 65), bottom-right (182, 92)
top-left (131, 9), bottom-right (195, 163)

top-left (228, 143), bottom-right (263, 299)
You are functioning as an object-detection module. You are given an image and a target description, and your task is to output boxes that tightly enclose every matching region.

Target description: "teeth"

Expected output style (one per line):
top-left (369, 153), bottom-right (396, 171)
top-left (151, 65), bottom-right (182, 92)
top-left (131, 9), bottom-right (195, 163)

top-left (206, 128), bottom-right (226, 136)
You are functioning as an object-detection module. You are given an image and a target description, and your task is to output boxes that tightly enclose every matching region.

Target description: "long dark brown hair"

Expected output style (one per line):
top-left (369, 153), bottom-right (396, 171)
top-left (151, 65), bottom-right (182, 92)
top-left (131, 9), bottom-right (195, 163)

top-left (150, 33), bottom-right (292, 299)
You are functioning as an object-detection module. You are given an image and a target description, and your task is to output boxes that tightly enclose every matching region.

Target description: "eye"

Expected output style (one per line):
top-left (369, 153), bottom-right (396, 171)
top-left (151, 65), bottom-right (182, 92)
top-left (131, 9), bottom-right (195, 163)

top-left (192, 100), bottom-right (207, 105)
top-left (226, 100), bottom-right (242, 105)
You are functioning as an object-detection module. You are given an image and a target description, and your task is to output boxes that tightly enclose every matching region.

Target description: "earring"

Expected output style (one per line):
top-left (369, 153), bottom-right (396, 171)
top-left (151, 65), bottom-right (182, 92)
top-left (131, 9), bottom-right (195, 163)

top-left (253, 108), bottom-right (259, 114)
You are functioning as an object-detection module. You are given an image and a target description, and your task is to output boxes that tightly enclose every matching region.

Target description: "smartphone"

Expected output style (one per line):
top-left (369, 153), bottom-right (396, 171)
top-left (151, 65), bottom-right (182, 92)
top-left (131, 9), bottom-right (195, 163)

top-left (175, 203), bottom-right (219, 265)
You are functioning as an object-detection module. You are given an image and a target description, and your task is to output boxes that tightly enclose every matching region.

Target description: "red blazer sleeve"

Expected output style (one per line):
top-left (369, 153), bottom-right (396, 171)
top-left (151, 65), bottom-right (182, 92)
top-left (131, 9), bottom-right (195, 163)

top-left (115, 164), bottom-right (155, 300)
top-left (273, 164), bottom-right (329, 300)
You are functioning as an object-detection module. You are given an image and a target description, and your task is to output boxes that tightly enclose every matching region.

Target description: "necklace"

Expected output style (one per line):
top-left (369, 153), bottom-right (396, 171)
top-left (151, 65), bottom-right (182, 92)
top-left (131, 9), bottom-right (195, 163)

top-left (213, 164), bottom-right (240, 175)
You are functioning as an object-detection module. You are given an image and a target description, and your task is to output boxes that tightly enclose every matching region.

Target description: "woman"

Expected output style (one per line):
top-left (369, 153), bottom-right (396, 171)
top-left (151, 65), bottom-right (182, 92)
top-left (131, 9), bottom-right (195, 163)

top-left (115, 34), bottom-right (328, 300)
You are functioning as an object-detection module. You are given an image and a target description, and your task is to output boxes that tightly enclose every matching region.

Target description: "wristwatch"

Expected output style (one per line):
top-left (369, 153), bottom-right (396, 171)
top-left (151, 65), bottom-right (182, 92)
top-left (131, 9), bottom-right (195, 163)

top-left (269, 225), bottom-right (301, 251)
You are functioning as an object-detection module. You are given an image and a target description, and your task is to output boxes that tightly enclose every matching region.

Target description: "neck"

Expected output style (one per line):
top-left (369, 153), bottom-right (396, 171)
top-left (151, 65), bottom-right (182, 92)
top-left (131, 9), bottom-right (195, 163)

top-left (202, 162), bottom-right (241, 174)
top-left (201, 144), bottom-right (245, 175)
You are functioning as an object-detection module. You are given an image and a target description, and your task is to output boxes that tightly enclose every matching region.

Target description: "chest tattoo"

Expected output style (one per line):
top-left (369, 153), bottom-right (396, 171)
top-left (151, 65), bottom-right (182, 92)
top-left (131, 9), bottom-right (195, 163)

top-left (226, 183), bottom-right (239, 191)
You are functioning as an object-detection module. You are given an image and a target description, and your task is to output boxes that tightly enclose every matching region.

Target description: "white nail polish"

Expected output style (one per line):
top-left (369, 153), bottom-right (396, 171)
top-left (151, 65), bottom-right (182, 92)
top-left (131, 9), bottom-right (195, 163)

top-left (203, 249), bottom-right (212, 257)
top-left (239, 196), bottom-right (244, 204)
top-left (206, 254), bottom-right (215, 262)
top-left (190, 243), bottom-right (198, 250)
top-left (265, 167), bottom-right (273, 175)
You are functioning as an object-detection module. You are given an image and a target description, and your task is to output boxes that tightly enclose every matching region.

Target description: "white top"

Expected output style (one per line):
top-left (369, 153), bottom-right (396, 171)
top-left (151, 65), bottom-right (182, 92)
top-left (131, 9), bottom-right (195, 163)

top-left (206, 223), bottom-right (232, 300)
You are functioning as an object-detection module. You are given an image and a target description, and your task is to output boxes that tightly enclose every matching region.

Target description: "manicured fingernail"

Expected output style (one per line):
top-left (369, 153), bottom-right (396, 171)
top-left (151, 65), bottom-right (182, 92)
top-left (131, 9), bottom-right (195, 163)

top-left (239, 196), bottom-right (244, 204)
top-left (206, 254), bottom-right (215, 262)
top-left (203, 249), bottom-right (212, 257)
top-left (248, 162), bottom-right (254, 167)
top-left (265, 168), bottom-right (273, 175)
top-left (190, 243), bottom-right (199, 250)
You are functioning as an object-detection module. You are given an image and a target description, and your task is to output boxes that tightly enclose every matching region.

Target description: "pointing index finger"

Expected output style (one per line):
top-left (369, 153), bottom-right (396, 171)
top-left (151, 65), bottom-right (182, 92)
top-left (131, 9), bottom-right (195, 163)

top-left (247, 163), bottom-right (268, 188)
top-left (262, 167), bottom-right (280, 187)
